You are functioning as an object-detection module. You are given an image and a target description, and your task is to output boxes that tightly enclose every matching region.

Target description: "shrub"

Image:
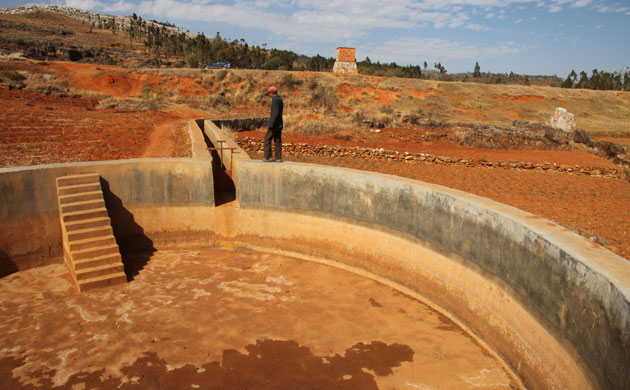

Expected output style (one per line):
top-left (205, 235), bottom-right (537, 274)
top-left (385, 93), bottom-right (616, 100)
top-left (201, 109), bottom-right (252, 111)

top-left (307, 78), bottom-right (318, 90)
top-left (280, 73), bottom-right (303, 90)
top-left (185, 55), bottom-right (198, 68)
top-left (205, 92), bottom-right (231, 108)
top-left (310, 85), bottom-right (337, 109)
top-left (215, 69), bottom-right (227, 82)
top-left (2, 71), bottom-right (26, 81)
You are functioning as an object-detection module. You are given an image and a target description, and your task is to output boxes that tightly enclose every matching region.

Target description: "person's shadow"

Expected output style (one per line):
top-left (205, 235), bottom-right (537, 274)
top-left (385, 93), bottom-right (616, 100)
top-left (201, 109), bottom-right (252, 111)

top-left (4, 339), bottom-right (415, 389)
top-left (100, 178), bottom-right (156, 281)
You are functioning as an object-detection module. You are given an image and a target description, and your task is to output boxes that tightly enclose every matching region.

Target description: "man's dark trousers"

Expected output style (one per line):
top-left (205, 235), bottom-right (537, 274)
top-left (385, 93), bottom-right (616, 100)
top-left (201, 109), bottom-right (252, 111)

top-left (263, 127), bottom-right (282, 161)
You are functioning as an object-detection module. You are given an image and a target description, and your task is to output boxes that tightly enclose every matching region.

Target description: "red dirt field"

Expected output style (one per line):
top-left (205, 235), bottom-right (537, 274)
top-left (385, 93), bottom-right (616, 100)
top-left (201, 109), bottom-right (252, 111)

top-left (50, 62), bottom-right (209, 98)
top-left (0, 85), bottom-right (197, 165)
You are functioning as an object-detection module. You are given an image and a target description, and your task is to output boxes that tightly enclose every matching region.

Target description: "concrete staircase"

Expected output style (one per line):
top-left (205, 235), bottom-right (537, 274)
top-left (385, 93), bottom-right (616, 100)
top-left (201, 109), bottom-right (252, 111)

top-left (56, 173), bottom-right (127, 292)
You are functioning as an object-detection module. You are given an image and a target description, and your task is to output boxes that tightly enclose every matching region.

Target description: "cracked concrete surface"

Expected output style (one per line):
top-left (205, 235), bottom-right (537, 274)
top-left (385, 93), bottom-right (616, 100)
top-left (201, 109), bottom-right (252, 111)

top-left (0, 247), bottom-right (521, 389)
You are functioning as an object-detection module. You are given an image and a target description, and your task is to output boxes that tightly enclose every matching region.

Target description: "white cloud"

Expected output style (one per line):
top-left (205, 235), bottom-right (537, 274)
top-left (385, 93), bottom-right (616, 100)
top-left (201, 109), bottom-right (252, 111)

top-left (63, 0), bottom-right (105, 9)
top-left (69, 0), bottom-right (545, 44)
top-left (102, 0), bottom-right (134, 13)
top-left (56, 0), bottom-right (627, 62)
top-left (466, 23), bottom-right (491, 30)
top-left (362, 37), bottom-right (521, 64)
top-left (571, 0), bottom-right (592, 7)
top-left (596, 3), bottom-right (630, 14)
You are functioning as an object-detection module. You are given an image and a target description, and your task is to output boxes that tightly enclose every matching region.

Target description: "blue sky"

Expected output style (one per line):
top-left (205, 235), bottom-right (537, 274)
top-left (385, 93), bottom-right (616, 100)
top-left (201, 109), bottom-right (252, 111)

top-left (3, 0), bottom-right (629, 76)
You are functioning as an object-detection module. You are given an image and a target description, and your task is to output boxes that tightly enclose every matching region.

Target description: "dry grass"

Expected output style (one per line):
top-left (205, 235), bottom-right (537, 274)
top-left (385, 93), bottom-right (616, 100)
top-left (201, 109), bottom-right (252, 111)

top-left (284, 112), bottom-right (357, 138)
top-left (10, 60), bottom-right (628, 135)
top-left (98, 96), bottom-right (160, 110)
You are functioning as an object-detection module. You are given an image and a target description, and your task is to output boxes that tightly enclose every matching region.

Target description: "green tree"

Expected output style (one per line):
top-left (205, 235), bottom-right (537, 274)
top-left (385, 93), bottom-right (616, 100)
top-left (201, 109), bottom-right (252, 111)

top-left (576, 71), bottom-right (589, 89)
top-left (185, 54), bottom-right (198, 68)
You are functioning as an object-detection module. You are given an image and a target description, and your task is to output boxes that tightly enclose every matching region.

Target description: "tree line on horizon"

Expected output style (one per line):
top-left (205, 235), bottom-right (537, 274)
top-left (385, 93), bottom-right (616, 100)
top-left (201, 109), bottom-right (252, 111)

top-left (560, 68), bottom-right (630, 91)
top-left (114, 14), bottom-right (625, 90)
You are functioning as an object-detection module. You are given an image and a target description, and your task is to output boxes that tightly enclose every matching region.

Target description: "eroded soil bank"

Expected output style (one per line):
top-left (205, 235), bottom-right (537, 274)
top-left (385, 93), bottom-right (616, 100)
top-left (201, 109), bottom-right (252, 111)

top-left (0, 248), bottom-right (521, 390)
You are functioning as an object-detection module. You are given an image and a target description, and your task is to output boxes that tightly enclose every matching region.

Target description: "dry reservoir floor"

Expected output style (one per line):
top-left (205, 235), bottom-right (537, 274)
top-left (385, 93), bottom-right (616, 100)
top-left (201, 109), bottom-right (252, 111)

top-left (0, 248), bottom-right (522, 389)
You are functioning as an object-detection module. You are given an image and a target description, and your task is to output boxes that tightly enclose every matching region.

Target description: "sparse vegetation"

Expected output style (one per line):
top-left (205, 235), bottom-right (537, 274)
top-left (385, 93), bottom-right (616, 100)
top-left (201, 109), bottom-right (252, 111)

top-left (215, 69), bottom-right (227, 82)
top-left (2, 71), bottom-right (26, 81)
top-left (309, 85), bottom-right (337, 109)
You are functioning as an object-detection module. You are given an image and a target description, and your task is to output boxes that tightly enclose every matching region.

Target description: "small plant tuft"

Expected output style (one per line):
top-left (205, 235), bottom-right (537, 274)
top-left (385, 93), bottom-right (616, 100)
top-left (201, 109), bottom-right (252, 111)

top-left (215, 69), bottom-right (228, 82)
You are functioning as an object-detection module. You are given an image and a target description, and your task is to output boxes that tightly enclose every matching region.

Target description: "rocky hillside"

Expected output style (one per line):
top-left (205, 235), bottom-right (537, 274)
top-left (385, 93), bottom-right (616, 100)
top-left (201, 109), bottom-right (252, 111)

top-left (0, 5), bottom-right (189, 66)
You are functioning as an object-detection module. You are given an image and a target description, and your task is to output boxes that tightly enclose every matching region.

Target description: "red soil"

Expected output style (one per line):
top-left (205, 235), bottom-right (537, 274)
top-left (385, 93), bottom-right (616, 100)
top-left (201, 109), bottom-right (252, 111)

top-left (409, 88), bottom-right (442, 99)
top-left (0, 86), bottom-right (194, 165)
top-left (337, 85), bottom-right (399, 104)
top-left (241, 127), bottom-right (617, 169)
top-left (491, 94), bottom-right (546, 103)
top-left (50, 63), bottom-right (208, 98)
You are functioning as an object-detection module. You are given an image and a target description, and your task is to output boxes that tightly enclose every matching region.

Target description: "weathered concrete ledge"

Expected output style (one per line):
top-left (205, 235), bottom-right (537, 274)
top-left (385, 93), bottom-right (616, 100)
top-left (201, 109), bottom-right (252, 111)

top-left (203, 119), bottom-right (250, 176)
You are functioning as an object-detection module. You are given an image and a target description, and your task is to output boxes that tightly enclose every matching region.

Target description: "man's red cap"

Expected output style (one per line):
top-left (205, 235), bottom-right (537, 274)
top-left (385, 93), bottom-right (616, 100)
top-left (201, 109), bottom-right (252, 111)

top-left (267, 86), bottom-right (277, 93)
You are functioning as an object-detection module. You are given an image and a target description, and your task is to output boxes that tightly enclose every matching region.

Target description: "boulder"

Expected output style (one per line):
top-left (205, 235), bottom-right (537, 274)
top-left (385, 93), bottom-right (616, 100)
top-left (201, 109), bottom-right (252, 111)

top-left (550, 107), bottom-right (576, 132)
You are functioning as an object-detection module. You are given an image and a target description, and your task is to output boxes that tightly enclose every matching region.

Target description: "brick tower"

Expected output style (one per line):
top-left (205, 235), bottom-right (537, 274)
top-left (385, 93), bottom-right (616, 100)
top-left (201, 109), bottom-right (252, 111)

top-left (333, 47), bottom-right (358, 74)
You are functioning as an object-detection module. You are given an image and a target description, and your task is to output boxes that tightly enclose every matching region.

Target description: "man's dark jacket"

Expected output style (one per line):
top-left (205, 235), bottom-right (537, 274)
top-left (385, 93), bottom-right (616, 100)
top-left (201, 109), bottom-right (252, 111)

top-left (266, 95), bottom-right (283, 130)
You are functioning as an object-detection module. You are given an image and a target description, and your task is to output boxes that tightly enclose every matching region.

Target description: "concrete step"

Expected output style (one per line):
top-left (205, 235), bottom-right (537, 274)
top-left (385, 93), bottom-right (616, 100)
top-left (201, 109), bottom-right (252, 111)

top-left (77, 272), bottom-right (127, 292)
top-left (69, 236), bottom-right (116, 252)
top-left (65, 217), bottom-right (111, 232)
top-left (60, 199), bottom-right (105, 214)
top-left (59, 191), bottom-right (103, 205)
top-left (58, 182), bottom-right (102, 196)
top-left (76, 263), bottom-right (125, 281)
top-left (74, 253), bottom-right (122, 270)
top-left (57, 173), bottom-right (100, 188)
top-left (67, 225), bottom-right (113, 242)
top-left (72, 244), bottom-right (119, 261)
top-left (62, 208), bottom-right (109, 223)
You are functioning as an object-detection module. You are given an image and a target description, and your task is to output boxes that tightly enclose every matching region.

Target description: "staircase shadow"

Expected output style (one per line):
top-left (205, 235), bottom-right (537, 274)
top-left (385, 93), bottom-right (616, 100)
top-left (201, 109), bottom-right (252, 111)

top-left (0, 249), bottom-right (18, 278)
top-left (100, 178), bottom-right (156, 282)
top-left (210, 148), bottom-right (236, 206)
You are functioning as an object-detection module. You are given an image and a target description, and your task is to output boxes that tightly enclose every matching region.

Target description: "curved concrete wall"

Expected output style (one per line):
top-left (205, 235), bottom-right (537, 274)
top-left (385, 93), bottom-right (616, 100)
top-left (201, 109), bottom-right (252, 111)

top-left (233, 159), bottom-right (630, 390)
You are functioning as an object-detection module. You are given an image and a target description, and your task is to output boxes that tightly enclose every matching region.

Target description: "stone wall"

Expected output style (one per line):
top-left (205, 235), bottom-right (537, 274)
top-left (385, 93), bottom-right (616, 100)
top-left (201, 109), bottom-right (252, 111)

top-left (332, 61), bottom-right (358, 74)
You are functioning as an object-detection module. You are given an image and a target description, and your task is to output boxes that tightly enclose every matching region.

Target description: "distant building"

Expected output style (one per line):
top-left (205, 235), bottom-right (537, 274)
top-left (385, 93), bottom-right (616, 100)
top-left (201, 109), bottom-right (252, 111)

top-left (333, 47), bottom-right (358, 74)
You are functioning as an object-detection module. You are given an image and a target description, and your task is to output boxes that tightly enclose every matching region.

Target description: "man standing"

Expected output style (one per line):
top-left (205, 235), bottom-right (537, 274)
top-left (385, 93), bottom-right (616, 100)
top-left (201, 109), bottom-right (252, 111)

top-left (263, 86), bottom-right (283, 162)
